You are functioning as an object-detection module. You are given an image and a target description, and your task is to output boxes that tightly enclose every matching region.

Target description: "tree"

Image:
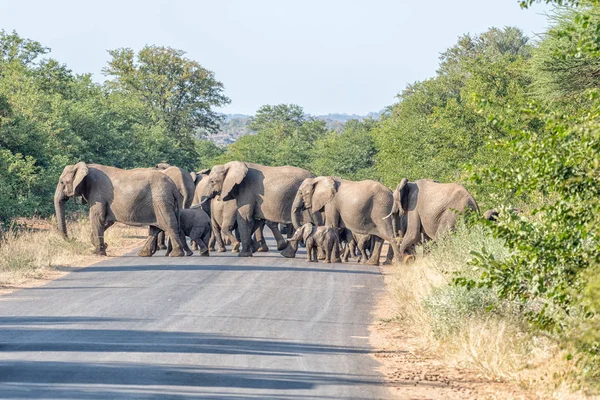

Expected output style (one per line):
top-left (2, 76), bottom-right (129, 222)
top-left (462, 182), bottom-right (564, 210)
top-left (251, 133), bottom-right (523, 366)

top-left (220, 104), bottom-right (326, 169)
top-left (103, 46), bottom-right (230, 169)
top-left (311, 119), bottom-right (377, 180)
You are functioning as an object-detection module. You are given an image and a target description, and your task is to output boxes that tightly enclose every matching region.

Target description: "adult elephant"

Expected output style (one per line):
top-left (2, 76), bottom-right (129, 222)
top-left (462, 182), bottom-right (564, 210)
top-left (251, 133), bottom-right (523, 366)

top-left (54, 162), bottom-right (189, 257)
top-left (150, 165), bottom-right (195, 250)
top-left (202, 161), bottom-right (316, 256)
top-left (193, 169), bottom-right (240, 252)
top-left (282, 177), bottom-right (401, 265)
top-left (159, 166), bottom-right (195, 209)
top-left (387, 178), bottom-right (479, 258)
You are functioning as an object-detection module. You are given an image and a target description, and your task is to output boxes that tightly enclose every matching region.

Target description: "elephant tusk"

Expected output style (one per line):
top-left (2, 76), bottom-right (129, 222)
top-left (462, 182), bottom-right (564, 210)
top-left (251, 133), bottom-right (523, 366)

top-left (382, 212), bottom-right (393, 220)
top-left (199, 197), bottom-right (209, 205)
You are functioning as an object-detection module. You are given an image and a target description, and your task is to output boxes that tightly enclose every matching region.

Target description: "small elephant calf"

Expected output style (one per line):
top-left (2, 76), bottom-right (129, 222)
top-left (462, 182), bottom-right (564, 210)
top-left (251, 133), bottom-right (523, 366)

top-left (290, 224), bottom-right (341, 263)
top-left (166, 207), bottom-right (211, 256)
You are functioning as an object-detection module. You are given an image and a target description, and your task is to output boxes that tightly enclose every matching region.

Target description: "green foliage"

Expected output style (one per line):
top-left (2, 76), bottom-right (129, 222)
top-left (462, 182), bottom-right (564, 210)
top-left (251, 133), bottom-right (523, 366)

top-left (103, 45), bottom-right (230, 169)
top-left (218, 104), bottom-right (327, 170)
top-left (530, 7), bottom-right (600, 103)
top-left (311, 119), bottom-right (377, 180)
top-left (457, 5), bottom-right (600, 378)
top-left (468, 98), bottom-right (600, 330)
top-left (372, 27), bottom-right (533, 197)
top-left (0, 31), bottom-right (226, 223)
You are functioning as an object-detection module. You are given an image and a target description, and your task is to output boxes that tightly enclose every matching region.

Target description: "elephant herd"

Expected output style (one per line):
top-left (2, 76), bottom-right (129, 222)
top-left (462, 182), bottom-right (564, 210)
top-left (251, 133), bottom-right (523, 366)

top-left (54, 160), bottom-right (483, 265)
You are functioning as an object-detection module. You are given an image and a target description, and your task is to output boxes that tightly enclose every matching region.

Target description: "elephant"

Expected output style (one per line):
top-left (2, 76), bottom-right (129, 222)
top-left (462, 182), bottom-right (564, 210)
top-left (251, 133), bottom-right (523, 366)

top-left (340, 229), bottom-right (374, 263)
top-left (155, 162), bottom-right (172, 170)
top-left (54, 162), bottom-right (189, 257)
top-left (202, 161), bottom-right (318, 256)
top-left (165, 206), bottom-right (211, 257)
top-left (483, 209), bottom-right (499, 222)
top-left (281, 176), bottom-right (401, 265)
top-left (153, 165), bottom-right (196, 250)
top-left (193, 170), bottom-right (240, 252)
top-left (387, 178), bottom-right (479, 260)
top-left (160, 166), bottom-right (195, 209)
top-left (290, 224), bottom-right (341, 263)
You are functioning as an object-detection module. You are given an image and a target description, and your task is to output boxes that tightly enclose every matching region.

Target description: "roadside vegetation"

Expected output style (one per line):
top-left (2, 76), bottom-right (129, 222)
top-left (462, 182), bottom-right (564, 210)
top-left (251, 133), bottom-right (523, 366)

top-left (0, 0), bottom-right (599, 395)
top-left (0, 218), bottom-right (145, 290)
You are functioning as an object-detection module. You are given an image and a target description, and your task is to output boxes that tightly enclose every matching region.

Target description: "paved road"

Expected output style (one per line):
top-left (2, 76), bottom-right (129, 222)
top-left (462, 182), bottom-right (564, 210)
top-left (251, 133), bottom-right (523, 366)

top-left (0, 234), bottom-right (389, 399)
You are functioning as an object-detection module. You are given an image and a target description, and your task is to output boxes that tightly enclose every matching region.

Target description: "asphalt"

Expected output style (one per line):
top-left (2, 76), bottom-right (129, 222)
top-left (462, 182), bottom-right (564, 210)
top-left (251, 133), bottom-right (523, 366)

top-left (0, 234), bottom-right (390, 399)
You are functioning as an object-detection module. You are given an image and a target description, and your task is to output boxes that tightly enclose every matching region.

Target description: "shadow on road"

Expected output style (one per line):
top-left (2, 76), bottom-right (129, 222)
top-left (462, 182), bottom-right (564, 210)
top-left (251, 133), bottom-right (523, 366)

top-left (0, 362), bottom-right (381, 399)
top-left (0, 327), bottom-right (371, 357)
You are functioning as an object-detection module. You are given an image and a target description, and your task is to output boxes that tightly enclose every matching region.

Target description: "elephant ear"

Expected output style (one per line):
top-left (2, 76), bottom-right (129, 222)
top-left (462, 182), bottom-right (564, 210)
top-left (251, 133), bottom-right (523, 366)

top-left (311, 177), bottom-right (337, 212)
top-left (222, 161), bottom-right (248, 200)
top-left (197, 168), bottom-right (211, 176)
top-left (394, 178), bottom-right (409, 215)
top-left (71, 162), bottom-right (89, 197)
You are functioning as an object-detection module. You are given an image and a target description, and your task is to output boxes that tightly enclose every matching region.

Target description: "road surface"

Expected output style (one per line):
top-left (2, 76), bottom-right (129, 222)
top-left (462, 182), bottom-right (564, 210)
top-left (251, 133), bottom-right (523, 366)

top-left (0, 234), bottom-right (390, 399)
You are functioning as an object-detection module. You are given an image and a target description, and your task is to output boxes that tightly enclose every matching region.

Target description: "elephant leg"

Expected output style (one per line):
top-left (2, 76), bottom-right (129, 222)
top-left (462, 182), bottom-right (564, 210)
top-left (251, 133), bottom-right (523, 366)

top-left (324, 241), bottom-right (332, 263)
top-left (254, 220), bottom-right (269, 252)
top-left (157, 208), bottom-right (186, 257)
top-left (236, 204), bottom-right (255, 257)
top-left (212, 220), bottom-right (226, 252)
top-left (222, 225), bottom-right (239, 253)
top-left (157, 230), bottom-right (167, 250)
top-left (89, 203), bottom-right (108, 256)
top-left (208, 233), bottom-right (216, 251)
top-left (165, 235), bottom-right (172, 256)
top-left (139, 226), bottom-right (160, 257)
top-left (341, 242), bottom-right (350, 262)
top-left (366, 236), bottom-right (384, 266)
top-left (201, 228), bottom-right (212, 256)
top-left (220, 206), bottom-right (239, 252)
top-left (309, 246), bottom-right (317, 262)
top-left (286, 223), bottom-right (294, 239)
top-left (266, 220), bottom-right (287, 251)
top-left (333, 237), bottom-right (342, 263)
top-left (280, 238), bottom-right (299, 258)
top-left (191, 227), bottom-right (209, 256)
top-left (398, 214), bottom-right (422, 263)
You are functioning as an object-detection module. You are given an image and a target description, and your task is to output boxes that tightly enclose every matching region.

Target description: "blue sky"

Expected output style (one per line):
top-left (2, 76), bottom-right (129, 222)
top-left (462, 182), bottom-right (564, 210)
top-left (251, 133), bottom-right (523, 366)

top-left (0, 0), bottom-right (550, 115)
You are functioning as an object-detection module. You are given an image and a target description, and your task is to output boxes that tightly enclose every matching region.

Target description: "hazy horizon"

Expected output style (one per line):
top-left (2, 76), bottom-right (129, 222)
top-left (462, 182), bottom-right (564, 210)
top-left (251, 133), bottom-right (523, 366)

top-left (0, 1), bottom-right (550, 115)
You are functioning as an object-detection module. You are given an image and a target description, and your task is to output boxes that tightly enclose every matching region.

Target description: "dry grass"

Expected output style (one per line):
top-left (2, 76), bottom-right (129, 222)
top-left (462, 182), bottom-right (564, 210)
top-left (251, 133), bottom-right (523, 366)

top-left (0, 217), bottom-right (146, 291)
top-left (386, 222), bottom-right (592, 399)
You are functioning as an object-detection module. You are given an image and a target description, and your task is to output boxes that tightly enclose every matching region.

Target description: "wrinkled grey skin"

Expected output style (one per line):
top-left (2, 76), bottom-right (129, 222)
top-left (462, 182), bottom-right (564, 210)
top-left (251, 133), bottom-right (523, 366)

top-left (148, 165), bottom-right (196, 250)
top-left (290, 224), bottom-right (341, 263)
top-left (388, 178), bottom-right (479, 260)
top-left (54, 162), bottom-right (189, 257)
top-left (193, 170), bottom-right (240, 253)
top-left (340, 229), bottom-right (374, 263)
top-left (203, 162), bottom-right (316, 257)
top-left (282, 176), bottom-right (401, 266)
top-left (165, 207), bottom-right (211, 257)
top-left (160, 166), bottom-right (196, 209)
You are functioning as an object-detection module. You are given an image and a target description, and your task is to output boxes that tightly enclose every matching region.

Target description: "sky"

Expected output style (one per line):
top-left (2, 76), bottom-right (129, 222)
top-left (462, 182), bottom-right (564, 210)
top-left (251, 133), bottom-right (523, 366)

top-left (0, 0), bottom-right (551, 116)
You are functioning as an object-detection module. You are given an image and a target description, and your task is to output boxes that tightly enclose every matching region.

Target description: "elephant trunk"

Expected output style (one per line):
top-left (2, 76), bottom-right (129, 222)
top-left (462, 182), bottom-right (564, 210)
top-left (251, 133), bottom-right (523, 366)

top-left (291, 191), bottom-right (304, 230)
top-left (54, 184), bottom-right (68, 238)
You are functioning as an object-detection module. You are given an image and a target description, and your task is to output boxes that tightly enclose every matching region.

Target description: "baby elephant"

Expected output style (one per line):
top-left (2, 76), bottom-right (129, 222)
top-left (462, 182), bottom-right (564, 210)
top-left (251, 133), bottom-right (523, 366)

top-left (166, 207), bottom-right (211, 256)
top-left (290, 224), bottom-right (341, 263)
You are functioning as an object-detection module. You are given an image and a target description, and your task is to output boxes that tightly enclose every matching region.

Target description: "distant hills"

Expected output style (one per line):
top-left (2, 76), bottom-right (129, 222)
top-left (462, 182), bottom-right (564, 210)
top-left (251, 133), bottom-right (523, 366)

top-left (207, 111), bottom-right (384, 146)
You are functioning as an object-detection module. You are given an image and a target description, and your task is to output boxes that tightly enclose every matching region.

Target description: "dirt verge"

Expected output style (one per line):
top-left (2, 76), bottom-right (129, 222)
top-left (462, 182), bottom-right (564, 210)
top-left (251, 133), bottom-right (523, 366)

top-left (370, 264), bottom-right (537, 400)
